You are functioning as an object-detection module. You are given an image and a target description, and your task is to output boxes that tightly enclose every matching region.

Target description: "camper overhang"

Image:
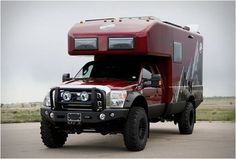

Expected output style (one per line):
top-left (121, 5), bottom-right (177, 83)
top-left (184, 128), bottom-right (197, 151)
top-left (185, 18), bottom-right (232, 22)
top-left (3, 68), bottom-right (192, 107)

top-left (68, 18), bottom-right (160, 55)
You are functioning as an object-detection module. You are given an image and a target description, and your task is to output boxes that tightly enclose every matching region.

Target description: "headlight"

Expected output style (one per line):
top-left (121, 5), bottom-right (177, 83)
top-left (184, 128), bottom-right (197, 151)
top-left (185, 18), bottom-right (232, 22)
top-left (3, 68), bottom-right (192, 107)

top-left (43, 93), bottom-right (51, 107)
top-left (108, 37), bottom-right (134, 49)
top-left (110, 90), bottom-right (127, 108)
top-left (80, 91), bottom-right (89, 102)
top-left (61, 91), bottom-right (72, 101)
top-left (74, 38), bottom-right (98, 50)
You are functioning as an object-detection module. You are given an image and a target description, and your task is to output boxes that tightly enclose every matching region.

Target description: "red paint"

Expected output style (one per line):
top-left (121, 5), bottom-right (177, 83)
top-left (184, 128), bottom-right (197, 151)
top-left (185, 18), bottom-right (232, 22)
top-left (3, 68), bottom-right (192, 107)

top-left (67, 17), bottom-right (203, 104)
top-left (63, 78), bottom-right (138, 91)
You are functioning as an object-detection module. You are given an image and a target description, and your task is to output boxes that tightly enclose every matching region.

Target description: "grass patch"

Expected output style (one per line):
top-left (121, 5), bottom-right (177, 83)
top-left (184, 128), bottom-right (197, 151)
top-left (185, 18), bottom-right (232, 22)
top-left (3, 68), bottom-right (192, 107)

top-left (1, 97), bottom-right (235, 123)
top-left (1, 107), bottom-right (235, 123)
top-left (196, 108), bottom-right (235, 121)
top-left (1, 108), bottom-right (41, 123)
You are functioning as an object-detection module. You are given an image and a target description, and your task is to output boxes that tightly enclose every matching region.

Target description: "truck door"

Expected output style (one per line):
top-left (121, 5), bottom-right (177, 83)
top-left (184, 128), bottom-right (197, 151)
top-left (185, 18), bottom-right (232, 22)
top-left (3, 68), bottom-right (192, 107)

top-left (141, 65), bottom-right (163, 105)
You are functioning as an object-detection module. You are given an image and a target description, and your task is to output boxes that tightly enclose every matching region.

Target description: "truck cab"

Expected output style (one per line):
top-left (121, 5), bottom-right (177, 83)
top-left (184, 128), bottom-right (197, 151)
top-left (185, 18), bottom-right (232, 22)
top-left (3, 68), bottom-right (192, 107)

top-left (40, 16), bottom-right (203, 151)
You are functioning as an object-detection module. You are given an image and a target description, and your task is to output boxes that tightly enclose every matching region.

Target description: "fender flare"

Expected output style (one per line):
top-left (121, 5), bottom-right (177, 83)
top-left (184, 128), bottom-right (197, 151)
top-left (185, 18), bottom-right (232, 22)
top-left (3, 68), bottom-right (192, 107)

top-left (123, 91), bottom-right (148, 114)
top-left (187, 94), bottom-right (196, 108)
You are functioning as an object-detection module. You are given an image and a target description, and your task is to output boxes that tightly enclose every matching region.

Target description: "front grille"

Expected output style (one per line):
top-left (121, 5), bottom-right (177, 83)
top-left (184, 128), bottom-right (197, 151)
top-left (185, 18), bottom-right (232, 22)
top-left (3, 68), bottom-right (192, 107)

top-left (49, 87), bottom-right (106, 111)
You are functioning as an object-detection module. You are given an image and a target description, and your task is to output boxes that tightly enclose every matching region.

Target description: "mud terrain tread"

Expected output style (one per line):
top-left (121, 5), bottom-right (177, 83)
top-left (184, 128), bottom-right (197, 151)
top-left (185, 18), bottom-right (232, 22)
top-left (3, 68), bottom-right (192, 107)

top-left (178, 102), bottom-right (194, 134)
top-left (123, 107), bottom-right (148, 151)
top-left (40, 118), bottom-right (68, 148)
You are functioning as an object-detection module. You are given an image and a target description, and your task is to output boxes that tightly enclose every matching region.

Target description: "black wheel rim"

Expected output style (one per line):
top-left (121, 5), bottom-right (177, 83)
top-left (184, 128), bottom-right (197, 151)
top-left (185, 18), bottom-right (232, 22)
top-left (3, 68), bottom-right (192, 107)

top-left (138, 118), bottom-right (146, 140)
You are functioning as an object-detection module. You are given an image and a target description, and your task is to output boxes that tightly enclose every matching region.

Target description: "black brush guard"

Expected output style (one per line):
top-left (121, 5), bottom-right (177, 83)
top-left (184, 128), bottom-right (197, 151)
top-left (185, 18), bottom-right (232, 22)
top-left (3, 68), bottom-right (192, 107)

top-left (49, 87), bottom-right (106, 112)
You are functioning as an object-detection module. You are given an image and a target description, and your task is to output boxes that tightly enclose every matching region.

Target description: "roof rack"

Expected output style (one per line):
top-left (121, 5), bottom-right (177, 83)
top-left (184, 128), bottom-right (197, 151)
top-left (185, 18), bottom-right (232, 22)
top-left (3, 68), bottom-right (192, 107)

top-left (85, 18), bottom-right (115, 22)
top-left (120, 16), bottom-right (158, 20)
top-left (84, 16), bottom-right (159, 22)
top-left (163, 21), bottom-right (190, 31)
top-left (163, 21), bottom-right (182, 28)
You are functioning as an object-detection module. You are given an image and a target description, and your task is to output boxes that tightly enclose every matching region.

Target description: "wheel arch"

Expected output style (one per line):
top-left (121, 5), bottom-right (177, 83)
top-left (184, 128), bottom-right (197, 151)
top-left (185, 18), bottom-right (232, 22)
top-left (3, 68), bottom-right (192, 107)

top-left (187, 94), bottom-right (196, 109)
top-left (124, 92), bottom-right (148, 115)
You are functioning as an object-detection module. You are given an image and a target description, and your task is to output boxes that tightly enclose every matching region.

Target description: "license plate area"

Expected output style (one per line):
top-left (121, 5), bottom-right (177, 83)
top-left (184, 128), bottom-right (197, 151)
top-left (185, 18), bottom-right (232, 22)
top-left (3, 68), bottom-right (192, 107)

top-left (67, 113), bottom-right (81, 122)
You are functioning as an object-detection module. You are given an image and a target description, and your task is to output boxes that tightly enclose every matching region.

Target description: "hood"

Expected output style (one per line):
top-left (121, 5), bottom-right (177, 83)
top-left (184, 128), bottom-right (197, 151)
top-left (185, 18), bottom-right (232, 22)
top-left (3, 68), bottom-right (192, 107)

top-left (62, 78), bottom-right (138, 90)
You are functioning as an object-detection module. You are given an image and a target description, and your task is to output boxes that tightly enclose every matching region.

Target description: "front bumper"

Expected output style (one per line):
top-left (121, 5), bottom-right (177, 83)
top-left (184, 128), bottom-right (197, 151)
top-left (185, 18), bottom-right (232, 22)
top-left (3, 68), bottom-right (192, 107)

top-left (41, 107), bottom-right (129, 124)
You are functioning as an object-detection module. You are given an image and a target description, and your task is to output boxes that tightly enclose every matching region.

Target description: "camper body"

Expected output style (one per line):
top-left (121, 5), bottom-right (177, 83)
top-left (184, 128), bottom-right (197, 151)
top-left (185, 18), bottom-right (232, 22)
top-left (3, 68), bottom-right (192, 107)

top-left (40, 17), bottom-right (203, 151)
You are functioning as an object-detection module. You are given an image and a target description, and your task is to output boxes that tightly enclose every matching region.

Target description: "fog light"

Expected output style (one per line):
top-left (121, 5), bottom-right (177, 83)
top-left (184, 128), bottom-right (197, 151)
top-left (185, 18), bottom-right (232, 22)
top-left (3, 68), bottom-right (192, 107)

top-left (62, 91), bottom-right (71, 101)
top-left (97, 101), bottom-right (102, 106)
top-left (45, 110), bottom-right (49, 116)
top-left (80, 91), bottom-right (89, 102)
top-left (49, 112), bottom-right (54, 119)
top-left (110, 113), bottom-right (115, 118)
top-left (97, 93), bottom-right (102, 99)
top-left (99, 113), bottom-right (106, 120)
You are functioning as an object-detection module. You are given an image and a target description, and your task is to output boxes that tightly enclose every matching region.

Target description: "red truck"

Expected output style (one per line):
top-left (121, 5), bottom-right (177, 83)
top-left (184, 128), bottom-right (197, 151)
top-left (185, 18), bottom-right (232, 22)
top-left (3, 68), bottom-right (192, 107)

top-left (40, 16), bottom-right (203, 151)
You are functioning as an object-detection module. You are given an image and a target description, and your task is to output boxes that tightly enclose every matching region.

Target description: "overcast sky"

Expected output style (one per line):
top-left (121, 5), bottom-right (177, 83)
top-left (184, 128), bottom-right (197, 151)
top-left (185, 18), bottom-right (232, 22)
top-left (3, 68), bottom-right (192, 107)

top-left (1, 1), bottom-right (235, 103)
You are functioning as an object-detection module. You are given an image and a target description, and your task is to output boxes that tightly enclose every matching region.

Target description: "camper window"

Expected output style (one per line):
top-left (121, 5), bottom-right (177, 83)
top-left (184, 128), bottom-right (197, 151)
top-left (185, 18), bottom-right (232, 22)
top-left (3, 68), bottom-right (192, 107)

top-left (173, 42), bottom-right (182, 63)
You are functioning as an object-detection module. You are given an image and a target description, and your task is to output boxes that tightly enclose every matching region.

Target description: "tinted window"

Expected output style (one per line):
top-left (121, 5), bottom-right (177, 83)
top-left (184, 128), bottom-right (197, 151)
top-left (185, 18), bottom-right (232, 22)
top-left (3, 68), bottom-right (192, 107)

top-left (75, 61), bottom-right (141, 81)
top-left (82, 65), bottom-right (93, 78)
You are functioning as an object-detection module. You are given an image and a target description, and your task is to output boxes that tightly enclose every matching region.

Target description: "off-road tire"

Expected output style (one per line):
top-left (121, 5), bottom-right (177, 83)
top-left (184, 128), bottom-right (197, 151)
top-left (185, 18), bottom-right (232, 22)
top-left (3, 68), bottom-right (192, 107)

top-left (123, 107), bottom-right (149, 151)
top-left (40, 118), bottom-right (68, 148)
top-left (178, 102), bottom-right (195, 134)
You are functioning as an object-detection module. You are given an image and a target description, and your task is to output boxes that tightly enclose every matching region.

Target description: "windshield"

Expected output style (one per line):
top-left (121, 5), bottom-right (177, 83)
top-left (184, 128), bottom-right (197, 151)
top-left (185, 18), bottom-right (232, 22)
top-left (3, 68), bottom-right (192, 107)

top-left (74, 61), bottom-right (141, 81)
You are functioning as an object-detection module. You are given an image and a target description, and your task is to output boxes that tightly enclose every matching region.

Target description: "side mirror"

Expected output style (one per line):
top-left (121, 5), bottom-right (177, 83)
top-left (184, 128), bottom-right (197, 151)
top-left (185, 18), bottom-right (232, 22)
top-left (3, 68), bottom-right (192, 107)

top-left (143, 74), bottom-right (161, 87)
top-left (62, 73), bottom-right (71, 82)
top-left (151, 74), bottom-right (161, 81)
